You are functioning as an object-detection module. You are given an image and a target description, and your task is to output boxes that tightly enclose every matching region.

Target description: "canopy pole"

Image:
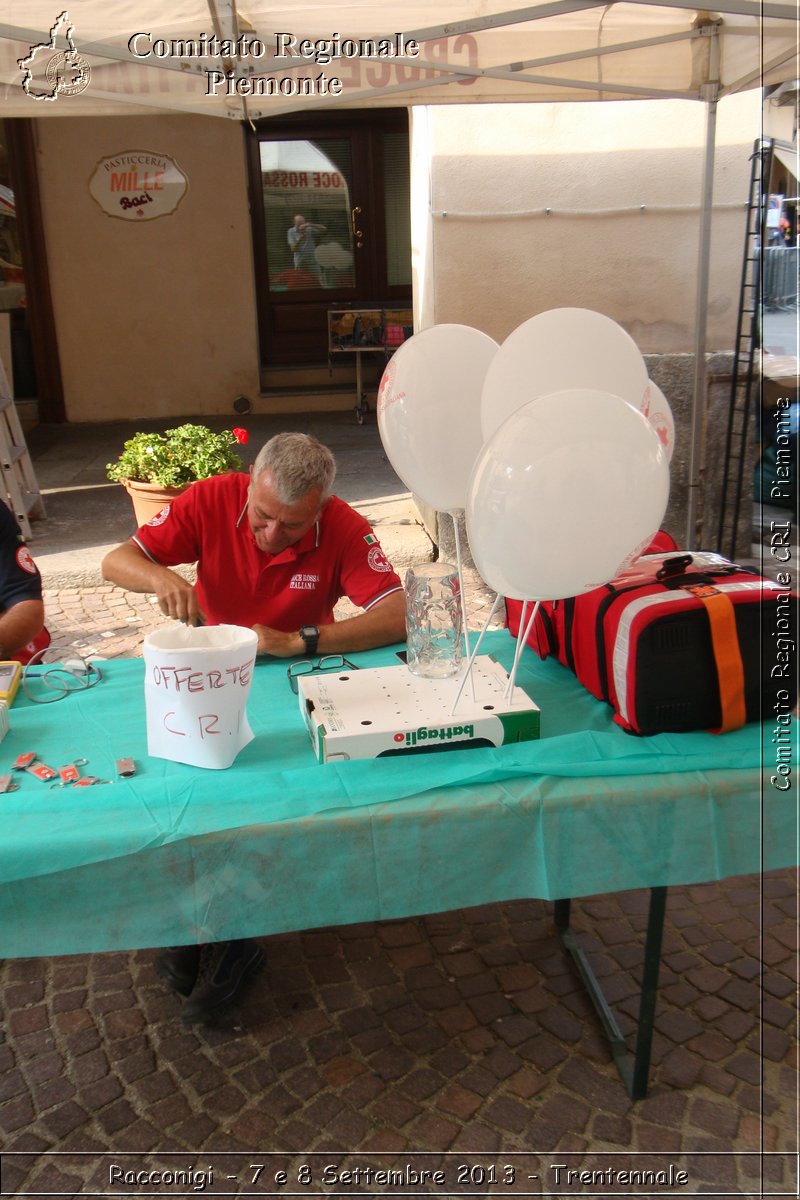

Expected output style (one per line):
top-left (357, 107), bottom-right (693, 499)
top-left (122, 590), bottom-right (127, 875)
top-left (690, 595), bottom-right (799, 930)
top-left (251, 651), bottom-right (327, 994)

top-left (686, 73), bottom-right (720, 547)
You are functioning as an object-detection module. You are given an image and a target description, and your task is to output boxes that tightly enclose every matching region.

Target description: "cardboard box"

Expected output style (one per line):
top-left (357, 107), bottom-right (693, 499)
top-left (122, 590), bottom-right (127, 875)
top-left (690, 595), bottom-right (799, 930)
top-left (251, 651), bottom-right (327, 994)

top-left (298, 655), bottom-right (540, 763)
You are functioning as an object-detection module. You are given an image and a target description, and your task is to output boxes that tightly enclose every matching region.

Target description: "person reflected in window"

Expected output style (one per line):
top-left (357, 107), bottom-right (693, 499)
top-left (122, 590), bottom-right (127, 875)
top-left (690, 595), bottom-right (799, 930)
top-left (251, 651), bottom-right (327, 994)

top-left (287, 213), bottom-right (326, 282)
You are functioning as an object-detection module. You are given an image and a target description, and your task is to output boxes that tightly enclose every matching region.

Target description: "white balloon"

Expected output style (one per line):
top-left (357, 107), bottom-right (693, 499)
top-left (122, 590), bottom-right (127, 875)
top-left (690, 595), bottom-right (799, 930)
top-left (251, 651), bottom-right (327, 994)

top-left (315, 241), bottom-right (352, 269)
top-left (640, 379), bottom-right (676, 462)
top-left (377, 324), bottom-right (498, 512)
top-left (481, 308), bottom-right (649, 441)
top-left (466, 388), bottom-right (670, 601)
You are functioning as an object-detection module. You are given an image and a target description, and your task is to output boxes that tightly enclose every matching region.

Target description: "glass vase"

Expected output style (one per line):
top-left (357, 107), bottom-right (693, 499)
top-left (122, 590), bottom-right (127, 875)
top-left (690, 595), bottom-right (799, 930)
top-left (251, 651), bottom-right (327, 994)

top-left (404, 562), bottom-right (463, 678)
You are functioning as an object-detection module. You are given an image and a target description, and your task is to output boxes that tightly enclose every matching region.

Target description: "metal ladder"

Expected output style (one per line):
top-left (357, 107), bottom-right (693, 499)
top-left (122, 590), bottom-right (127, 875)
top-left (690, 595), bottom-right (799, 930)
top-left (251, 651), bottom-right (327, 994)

top-left (715, 138), bottom-right (773, 559)
top-left (0, 356), bottom-right (45, 539)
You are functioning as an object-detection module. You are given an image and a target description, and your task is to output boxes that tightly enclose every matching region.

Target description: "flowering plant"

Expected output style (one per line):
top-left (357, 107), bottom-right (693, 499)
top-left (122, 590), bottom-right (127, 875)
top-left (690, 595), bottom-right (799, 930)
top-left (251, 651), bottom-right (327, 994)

top-left (106, 423), bottom-right (247, 488)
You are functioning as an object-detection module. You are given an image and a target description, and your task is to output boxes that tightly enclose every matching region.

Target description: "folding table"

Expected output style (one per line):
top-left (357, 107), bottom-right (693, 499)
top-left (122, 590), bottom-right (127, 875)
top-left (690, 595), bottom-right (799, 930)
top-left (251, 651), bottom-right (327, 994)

top-left (1, 632), bottom-right (793, 1098)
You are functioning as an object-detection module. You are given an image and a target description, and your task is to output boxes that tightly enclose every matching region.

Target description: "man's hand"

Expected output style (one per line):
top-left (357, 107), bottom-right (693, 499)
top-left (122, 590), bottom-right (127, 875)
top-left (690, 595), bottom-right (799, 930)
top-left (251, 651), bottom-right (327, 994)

top-left (102, 542), bottom-right (205, 625)
top-left (154, 572), bottom-right (205, 625)
top-left (253, 624), bottom-right (304, 658)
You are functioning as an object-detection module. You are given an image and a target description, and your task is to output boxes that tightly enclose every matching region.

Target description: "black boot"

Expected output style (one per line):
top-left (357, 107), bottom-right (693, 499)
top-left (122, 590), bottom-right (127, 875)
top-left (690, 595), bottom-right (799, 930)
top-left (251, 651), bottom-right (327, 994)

top-left (181, 939), bottom-right (265, 1025)
top-left (154, 944), bottom-right (203, 997)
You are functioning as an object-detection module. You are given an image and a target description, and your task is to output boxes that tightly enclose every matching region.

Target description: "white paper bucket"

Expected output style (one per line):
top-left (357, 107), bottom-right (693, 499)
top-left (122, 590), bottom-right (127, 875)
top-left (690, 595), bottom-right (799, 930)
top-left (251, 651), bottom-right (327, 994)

top-left (143, 623), bottom-right (258, 769)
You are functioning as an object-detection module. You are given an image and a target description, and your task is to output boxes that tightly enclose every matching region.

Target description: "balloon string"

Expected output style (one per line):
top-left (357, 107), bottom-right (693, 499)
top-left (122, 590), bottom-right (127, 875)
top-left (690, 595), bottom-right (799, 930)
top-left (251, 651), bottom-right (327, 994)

top-left (450, 591), bottom-right (503, 717)
top-left (451, 511), bottom-right (475, 703)
top-left (505, 601), bottom-right (539, 702)
top-left (504, 600), bottom-right (527, 701)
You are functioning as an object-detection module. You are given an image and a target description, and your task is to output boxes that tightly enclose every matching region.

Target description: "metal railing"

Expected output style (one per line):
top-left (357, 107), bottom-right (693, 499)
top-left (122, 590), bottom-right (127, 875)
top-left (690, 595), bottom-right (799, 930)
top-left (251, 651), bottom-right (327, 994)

top-left (762, 245), bottom-right (799, 310)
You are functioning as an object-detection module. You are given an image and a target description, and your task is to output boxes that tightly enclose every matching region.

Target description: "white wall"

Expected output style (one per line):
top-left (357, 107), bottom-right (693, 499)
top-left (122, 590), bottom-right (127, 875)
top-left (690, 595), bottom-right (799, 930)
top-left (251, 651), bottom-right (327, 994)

top-left (415, 92), bottom-right (761, 352)
top-left (764, 98), bottom-right (797, 151)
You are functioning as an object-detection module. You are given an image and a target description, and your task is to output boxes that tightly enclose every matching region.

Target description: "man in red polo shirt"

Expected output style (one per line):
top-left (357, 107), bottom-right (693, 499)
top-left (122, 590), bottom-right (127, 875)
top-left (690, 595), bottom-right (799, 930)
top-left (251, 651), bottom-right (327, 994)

top-left (102, 431), bottom-right (405, 657)
top-left (101, 431), bottom-right (406, 1022)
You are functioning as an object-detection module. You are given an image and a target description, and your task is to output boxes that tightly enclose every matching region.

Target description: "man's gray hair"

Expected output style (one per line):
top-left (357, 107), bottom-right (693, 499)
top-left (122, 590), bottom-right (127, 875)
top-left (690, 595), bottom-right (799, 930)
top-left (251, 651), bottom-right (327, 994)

top-left (252, 433), bottom-right (336, 503)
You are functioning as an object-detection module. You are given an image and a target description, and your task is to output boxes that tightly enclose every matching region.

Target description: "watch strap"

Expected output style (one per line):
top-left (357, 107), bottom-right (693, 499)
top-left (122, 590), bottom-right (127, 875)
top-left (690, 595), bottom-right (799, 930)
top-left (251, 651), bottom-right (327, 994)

top-left (301, 626), bottom-right (320, 656)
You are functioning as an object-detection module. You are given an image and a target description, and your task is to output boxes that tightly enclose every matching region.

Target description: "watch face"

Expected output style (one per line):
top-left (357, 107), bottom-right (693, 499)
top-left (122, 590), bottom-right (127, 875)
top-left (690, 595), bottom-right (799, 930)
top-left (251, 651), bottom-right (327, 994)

top-left (300, 625), bottom-right (320, 655)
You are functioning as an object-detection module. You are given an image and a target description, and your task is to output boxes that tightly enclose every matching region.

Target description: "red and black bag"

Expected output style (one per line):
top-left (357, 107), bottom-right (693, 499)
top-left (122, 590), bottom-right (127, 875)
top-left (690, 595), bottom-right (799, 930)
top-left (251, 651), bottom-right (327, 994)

top-left (507, 538), bottom-right (792, 736)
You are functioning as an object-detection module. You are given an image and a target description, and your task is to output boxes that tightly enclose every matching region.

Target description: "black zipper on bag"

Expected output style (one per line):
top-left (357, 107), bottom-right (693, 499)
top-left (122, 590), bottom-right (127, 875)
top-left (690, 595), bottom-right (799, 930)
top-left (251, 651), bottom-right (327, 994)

top-left (562, 597), bottom-right (577, 673)
top-left (537, 604), bottom-right (557, 658)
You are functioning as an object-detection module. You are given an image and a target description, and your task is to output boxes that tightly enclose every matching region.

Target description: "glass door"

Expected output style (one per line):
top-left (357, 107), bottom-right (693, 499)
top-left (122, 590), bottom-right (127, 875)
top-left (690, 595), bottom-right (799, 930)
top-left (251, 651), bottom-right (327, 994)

top-left (263, 137), bottom-right (357, 292)
top-left (249, 112), bottom-right (411, 366)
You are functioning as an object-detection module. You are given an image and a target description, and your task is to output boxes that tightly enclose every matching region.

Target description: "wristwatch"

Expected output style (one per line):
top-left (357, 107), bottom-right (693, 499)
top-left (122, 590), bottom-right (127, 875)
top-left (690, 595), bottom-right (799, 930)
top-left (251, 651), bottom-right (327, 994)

top-left (299, 624), bottom-right (320, 657)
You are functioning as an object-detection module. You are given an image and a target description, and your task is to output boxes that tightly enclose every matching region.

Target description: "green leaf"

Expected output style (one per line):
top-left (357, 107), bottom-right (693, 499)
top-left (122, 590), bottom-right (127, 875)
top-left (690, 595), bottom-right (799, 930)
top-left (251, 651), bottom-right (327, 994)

top-left (106, 424), bottom-right (244, 486)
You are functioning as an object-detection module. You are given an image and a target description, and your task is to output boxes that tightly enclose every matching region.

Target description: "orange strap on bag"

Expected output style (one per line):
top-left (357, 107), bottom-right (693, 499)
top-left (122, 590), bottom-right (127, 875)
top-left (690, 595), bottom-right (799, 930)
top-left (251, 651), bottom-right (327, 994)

top-left (688, 585), bottom-right (746, 733)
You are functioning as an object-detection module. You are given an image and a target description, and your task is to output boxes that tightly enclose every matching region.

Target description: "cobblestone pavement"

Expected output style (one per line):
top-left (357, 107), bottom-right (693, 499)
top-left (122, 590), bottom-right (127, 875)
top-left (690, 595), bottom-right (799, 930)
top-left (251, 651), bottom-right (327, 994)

top-left (0, 579), bottom-right (796, 1200)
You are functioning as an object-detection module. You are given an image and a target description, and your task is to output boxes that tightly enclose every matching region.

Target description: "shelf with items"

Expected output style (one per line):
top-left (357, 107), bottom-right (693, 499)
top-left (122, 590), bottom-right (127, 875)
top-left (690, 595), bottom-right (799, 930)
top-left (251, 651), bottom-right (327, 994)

top-left (327, 307), bottom-right (413, 422)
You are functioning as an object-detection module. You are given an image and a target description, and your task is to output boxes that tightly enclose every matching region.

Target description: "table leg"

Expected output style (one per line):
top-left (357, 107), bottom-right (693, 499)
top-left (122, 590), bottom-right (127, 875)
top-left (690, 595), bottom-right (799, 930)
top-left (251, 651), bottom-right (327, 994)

top-left (554, 887), bottom-right (668, 1100)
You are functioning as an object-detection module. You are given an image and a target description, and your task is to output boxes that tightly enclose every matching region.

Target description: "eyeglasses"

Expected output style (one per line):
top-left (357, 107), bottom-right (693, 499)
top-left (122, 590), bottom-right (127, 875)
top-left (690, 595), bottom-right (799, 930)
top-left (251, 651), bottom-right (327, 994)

top-left (287, 655), bottom-right (358, 693)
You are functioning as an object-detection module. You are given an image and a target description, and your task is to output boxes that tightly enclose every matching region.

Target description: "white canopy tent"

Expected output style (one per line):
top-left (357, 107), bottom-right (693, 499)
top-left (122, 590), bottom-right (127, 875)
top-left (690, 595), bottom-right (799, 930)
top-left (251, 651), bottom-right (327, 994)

top-left (0, 1), bottom-right (797, 540)
top-left (0, 1), bottom-right (795, 118)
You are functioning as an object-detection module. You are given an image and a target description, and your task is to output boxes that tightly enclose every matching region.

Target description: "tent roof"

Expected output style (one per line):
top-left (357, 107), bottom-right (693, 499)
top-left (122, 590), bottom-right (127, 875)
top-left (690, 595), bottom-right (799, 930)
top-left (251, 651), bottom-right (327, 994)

top-left (0, 0), bottom-right (796, 120)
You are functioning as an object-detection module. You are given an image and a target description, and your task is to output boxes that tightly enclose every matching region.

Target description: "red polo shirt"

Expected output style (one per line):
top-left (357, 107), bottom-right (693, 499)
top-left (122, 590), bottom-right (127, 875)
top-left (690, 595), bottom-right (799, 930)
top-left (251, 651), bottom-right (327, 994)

top-left (132, 472), bottom-right (403, 630)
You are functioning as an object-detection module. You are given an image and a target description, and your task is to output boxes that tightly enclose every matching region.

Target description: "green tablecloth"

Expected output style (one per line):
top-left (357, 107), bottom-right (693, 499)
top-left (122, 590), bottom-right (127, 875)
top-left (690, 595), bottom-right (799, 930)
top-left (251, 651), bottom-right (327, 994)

top-left (0, 631), bottom-right (795, 956)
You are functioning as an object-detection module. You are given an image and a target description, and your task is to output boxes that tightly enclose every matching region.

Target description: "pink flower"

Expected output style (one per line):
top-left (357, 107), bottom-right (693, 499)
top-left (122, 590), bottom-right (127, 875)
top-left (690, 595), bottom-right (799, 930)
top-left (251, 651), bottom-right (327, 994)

top-left (232, 427), bottom-right (249, 444)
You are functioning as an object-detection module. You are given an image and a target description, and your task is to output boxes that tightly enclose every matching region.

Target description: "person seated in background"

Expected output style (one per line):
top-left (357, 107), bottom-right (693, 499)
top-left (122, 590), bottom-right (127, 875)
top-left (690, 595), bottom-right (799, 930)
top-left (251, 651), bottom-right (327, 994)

top-left (0, 501), bottom-right (49, 663)
top-left (101, 431), bottom-right (406, 1024)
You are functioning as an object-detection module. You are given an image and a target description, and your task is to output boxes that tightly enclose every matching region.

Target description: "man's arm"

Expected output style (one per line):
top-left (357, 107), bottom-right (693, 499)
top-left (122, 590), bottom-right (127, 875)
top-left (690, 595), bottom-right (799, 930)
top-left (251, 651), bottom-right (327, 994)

top-left (102, 541), bottom-right (205, 625)
top-left (254, 589), bottom-right (406, 658)
top-left (0, 504), bottom-right (45, 655)
top-left (0, 599), bottom-right (44, 659)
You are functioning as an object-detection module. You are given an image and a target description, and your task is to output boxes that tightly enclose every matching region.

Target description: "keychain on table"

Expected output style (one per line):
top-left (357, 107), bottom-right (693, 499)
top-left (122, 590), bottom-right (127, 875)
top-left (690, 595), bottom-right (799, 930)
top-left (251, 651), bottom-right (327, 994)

top-left (50, 774), bottom-right (111, 789)
top-left (13, 751), bottom-right (61, 782)
top-left (26, 761), bottom-right (58, 782)
top-left (12, 751), bottom-right (37, 772)
top-left (55, 758), bottom-right (89, 786)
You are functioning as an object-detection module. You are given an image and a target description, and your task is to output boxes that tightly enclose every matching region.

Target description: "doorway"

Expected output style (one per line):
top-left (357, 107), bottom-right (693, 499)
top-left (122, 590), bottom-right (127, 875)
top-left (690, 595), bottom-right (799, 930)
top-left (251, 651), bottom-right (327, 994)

top-left (248, 110), bottom-right (412, 369)
top-left (0, 120), bottom-right (64, 423)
